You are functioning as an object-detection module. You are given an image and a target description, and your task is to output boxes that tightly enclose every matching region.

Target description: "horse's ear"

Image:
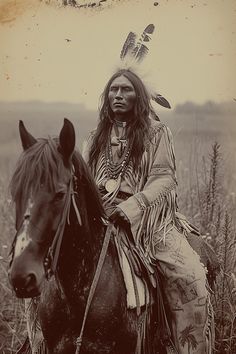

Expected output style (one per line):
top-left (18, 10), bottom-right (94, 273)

top-left (58, 118), bottom-right (75, 161)
top-left (19, 120), bottom-right (37, 150)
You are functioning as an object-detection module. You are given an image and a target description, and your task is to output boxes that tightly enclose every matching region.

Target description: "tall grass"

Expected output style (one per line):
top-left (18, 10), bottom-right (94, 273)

top-left (178, 141), bottom-right (236, 353)
top-left (0, 181), bottom-right (27, 353)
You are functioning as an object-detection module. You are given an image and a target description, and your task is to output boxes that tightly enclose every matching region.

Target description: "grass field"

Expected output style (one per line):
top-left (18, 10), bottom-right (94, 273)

top-left (0, 100), bottom-right (235, 353)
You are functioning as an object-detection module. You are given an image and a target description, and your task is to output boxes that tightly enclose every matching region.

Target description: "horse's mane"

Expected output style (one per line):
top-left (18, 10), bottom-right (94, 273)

top-left (10, 137), bottom-right (105, 223)
top-left (71, 147), bottom-right (106, 224)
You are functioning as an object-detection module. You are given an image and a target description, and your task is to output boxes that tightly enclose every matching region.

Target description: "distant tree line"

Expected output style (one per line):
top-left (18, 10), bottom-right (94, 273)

top-left (175, 100), bottom-right (236, 115)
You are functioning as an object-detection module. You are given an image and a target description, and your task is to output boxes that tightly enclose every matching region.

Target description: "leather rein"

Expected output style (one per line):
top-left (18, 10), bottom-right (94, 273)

top-left (43, 171), bottom-right (112, 354)
top-left (43, 174), bottom-right (81, 279)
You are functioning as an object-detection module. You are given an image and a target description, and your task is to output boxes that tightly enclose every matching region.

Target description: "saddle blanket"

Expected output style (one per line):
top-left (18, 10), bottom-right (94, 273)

top-left (114, 236), bottom-right (154, 309)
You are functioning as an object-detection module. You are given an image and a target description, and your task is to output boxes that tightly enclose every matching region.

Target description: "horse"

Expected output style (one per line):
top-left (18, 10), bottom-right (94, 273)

top-left (8, 119), bottom-right (169, 354)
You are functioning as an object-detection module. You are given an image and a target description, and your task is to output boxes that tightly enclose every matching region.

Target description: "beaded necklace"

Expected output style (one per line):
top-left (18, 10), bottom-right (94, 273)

top-left (104, 125), bottom-right (132, 193)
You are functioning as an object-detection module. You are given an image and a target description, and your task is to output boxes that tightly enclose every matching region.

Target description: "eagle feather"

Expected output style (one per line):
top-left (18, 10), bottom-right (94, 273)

top-left (152, 93), bottom-right (171, 109)
top-left (120, 32), bottom-right (137, 60)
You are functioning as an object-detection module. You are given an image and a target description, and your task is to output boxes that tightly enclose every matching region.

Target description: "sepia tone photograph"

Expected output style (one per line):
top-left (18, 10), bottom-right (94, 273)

top-left (0, 0), bottom-right (235, 353)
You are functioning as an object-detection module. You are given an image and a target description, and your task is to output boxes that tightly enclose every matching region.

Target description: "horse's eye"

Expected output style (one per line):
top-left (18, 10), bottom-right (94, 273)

top-left (54, 192), bottom-right (65, 202)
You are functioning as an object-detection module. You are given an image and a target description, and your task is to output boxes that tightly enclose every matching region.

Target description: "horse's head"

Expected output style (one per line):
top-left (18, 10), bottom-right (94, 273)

top-left (8, 119), bottom-right (77, 298)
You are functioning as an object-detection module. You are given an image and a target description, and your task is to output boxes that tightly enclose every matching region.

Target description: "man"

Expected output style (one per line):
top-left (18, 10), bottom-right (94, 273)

top-left (82, 68), bottom-right (214, 353)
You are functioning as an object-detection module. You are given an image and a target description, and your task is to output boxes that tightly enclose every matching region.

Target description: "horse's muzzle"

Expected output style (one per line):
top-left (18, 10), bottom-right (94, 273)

top-left (9, 269), bottom-right (41, 298)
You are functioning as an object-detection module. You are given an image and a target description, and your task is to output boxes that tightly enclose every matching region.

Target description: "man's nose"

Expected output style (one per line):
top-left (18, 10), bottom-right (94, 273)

top-left (115, 88), bottom-right (123, 98)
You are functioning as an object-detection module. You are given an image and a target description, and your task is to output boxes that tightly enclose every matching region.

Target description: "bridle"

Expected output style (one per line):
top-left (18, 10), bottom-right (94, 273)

top-left (10, 166), bottom-right (113, 354)
top-left (43, 173), bottom-right (82, 280)
top-left (9, 172), bottom-right (82, 284)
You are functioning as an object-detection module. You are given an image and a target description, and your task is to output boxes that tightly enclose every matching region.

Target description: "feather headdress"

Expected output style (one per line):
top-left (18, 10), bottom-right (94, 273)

top-left (118, 24), bottom-right (171, 109)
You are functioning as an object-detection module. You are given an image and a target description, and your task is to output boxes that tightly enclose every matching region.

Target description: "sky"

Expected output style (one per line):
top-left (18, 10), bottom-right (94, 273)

top-left (0, 0), bottom-right (236, 110)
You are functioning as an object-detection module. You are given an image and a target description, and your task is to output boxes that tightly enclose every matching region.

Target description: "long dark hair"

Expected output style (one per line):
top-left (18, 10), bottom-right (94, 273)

top-left (88, 69), bottom-right (155, 171)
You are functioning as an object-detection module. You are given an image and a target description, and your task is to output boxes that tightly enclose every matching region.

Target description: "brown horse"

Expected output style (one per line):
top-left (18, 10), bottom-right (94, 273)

top-left (8, 119), bottom-right (169, 354)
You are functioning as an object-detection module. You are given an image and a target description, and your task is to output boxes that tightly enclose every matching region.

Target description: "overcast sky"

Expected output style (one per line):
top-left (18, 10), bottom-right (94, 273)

top-left (0, 0), bottom-right (235, 109)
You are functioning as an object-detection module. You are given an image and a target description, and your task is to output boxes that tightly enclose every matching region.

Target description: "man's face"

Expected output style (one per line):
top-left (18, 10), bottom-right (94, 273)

top-left (108, 75), bottom-right (136, 117)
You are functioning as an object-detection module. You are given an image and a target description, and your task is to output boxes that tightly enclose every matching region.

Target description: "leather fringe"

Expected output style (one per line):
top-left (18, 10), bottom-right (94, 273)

top-left (135, 307), bottom-right (154, 354)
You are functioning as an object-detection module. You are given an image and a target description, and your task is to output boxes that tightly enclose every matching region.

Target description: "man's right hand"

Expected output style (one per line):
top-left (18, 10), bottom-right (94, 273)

top-left (109, 207), bottom-right (130, 226)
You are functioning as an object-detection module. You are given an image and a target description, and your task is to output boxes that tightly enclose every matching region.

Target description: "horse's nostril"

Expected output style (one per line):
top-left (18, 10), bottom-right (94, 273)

top-left (25, 273), bottom-right (37, 290)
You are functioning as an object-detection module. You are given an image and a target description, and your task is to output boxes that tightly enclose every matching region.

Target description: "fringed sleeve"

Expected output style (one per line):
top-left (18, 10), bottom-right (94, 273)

top-left (118, 123), bottom-right (178, 259)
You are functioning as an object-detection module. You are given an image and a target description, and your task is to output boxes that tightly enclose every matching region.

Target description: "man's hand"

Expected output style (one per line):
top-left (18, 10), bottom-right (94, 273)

top-left (109, 207), bottom-right (130, 226)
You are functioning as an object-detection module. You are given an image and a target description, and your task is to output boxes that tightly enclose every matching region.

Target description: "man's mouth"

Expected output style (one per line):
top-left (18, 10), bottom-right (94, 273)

top-left (114, 102), bottom-right (124, 107)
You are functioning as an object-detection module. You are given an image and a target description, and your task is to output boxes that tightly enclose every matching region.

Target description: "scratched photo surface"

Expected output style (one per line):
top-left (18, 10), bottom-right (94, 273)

top-left (0, 1), bottom-right (236, 353)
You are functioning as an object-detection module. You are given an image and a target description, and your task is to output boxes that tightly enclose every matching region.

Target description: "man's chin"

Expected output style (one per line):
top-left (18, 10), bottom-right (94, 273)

top-left (112, 107), bottom-right (132, 115)
top-left (113, 107), bottom-right (126, 113)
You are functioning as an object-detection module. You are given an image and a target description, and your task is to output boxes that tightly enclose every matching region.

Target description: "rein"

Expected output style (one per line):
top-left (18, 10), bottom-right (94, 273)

top-left (44, 175), bottom-right (82, 278)
top-left (43, 171), bottom-right (112, 354)
top-left (75, 222), bottom-right (112, 354)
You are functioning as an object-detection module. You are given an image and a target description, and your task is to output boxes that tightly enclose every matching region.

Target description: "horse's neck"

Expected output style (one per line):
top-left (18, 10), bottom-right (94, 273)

top-left (58, 220), bottom-right (104, 299)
